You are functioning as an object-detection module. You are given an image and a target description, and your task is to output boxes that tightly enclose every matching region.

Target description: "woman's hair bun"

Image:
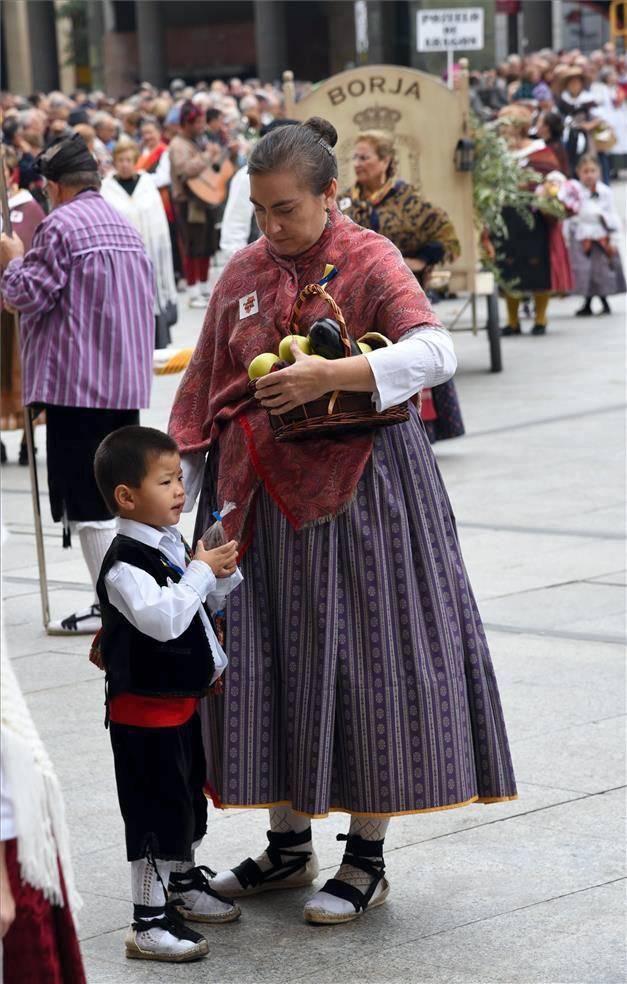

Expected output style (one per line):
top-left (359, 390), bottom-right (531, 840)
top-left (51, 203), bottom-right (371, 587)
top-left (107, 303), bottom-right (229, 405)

top-left (302, 116), bottom-right (338, 148)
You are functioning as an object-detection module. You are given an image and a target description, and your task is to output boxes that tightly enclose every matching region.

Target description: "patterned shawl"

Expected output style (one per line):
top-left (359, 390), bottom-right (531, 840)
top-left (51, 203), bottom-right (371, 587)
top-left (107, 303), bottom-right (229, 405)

top-left (169, 206), bottom-right (441, 540)
top-left (340, 180), bottom-right (461, 264)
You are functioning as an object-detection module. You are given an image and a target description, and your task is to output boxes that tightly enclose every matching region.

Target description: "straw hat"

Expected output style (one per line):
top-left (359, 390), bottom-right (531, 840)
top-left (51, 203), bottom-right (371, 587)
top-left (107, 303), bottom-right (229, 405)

top-left (497, 104), bottom-right (533, 125)
top-left (497, 104), bottom-right (533, 136)
top-left (560, 66), bottom-right (587, 89)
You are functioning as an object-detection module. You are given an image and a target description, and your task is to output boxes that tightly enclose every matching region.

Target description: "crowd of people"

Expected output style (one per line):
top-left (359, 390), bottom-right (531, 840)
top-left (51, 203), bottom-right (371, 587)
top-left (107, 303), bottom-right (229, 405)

top-left (465, 43), bottom-right (626, 334)
top-left (0, 76), bottom-right (286, 317)
top-left (468, 42), bottom-right (627, 181)
top-left (0, 42), bottom-right (625, 316)
top-left (0, 45), bottom-right (624, 974)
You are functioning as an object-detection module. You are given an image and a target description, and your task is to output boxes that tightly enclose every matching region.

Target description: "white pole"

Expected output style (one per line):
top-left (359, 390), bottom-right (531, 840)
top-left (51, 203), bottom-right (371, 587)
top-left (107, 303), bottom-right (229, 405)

top-left (447, 48), bottom-right (454, 89)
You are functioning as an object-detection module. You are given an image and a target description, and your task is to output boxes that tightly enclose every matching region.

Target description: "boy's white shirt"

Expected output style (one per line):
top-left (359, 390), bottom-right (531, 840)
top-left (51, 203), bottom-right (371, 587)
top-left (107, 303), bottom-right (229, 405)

top-left (104, 518), bottom-right (242, 683)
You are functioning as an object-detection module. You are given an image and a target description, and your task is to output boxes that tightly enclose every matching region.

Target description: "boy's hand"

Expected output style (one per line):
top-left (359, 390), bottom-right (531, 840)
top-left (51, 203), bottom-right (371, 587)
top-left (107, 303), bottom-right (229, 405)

top-left (194, 539), bottom-right (238, 577)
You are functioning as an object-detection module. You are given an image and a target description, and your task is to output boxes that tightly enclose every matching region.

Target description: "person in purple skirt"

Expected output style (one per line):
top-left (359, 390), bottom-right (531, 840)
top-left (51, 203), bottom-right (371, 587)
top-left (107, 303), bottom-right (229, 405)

top-left (170, 116), bottom-right (517, 926)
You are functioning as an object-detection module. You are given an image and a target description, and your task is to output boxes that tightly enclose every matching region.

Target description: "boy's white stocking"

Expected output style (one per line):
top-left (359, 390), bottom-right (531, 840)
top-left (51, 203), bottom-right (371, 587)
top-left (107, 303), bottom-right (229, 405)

top-left (131, 857), bottom-right (175, 945)
top-left (170, 838), bottom-right (201, 877)
top-left (131, 856), bottom-right (172, 908)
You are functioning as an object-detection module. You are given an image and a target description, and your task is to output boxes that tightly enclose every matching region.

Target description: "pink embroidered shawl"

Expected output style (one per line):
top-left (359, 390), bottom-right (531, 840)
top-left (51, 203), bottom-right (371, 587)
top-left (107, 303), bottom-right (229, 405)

top-left (169, 208), bottom-right (441, 539)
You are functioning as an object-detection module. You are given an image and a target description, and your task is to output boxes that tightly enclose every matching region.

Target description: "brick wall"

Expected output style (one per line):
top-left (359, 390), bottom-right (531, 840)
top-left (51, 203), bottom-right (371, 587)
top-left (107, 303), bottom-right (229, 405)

top-left (165, 22), bottom-right (256, 77)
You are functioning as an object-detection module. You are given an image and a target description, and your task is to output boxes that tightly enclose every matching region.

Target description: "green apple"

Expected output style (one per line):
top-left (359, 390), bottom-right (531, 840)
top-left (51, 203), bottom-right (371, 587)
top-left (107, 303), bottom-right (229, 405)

top-left (248, 352), bottom-right (279, 380)
top-left (278, 334), bottom-right (312, 363)
top-left (357, 342), bottom-right (373, 353)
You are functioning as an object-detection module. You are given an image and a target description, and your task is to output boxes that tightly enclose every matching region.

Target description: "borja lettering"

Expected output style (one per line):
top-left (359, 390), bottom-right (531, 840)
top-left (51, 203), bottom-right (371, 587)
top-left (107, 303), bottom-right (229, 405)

top-left (326, 76), bottom-right (421, 105)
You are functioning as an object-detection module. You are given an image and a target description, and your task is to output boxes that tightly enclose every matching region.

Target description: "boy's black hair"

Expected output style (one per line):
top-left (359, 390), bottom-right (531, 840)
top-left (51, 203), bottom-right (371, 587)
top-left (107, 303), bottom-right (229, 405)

top-left (94, 425), bottom-right (179, 515)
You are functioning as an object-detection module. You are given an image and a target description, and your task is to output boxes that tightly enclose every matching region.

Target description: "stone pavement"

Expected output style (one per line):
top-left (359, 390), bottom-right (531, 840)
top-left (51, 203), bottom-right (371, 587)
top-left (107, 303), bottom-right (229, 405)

top-left (1, 201), bottom-right (625, 982)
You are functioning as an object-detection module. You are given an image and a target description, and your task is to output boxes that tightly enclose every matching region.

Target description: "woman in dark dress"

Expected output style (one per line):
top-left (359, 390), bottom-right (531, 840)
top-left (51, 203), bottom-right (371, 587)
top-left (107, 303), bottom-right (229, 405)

top-left (495, 107), bottom-right (573, 336)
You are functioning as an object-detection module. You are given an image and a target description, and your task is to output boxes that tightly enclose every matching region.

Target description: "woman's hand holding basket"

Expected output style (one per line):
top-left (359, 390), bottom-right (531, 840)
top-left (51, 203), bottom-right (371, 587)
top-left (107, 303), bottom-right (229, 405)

top-left (255, 342), bottom-right (375, 416)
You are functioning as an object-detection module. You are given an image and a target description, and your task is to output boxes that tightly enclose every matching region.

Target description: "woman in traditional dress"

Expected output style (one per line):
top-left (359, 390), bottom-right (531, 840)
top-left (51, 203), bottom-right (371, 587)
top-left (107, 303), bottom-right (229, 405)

top-left (339, 129), bottom-right (464, 443)
top-left (537, 110), bottom-right (570, 176)
top-left (556, 67), bottom-right (597, 175)
top-left (0, 148), bottom-right (45, 465)
top-left (495, 106), bottom-right (573, 336)
top-left (136, 117), bottom-right (182, 285)
top-left (101, 139), bottom-right (177, 349)
top-left (1, 617), bottom-right (86, 982)
top-left (169, 117), bottom-right (517, 926)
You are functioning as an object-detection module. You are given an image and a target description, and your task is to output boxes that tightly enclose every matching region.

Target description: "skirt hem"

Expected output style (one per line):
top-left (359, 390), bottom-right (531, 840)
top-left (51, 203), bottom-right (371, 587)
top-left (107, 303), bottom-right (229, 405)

top-left (207, 793), bottom-right (519, 819)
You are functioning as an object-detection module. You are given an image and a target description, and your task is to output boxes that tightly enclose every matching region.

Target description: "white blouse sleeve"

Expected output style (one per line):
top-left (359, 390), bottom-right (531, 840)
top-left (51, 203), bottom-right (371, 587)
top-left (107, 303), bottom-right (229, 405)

top-left (207, 569), bottom-right (244, 611)
top-left (365, 327), bottom-right (457, 412)
top-left (152, 151), bottom-right (171, 190)
top-left (219, 167), bottom-right (254, 257)
top-left (182, 451), bottom-right (206, 512)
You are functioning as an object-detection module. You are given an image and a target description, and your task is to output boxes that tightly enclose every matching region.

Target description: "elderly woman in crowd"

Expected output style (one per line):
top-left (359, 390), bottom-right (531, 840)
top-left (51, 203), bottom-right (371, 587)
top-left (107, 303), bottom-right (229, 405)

top-left (170, 117), bottom-right (516, 926)
top-left (102, 139), bottom-right (177, 348)
top-left (340, 129), bottom-right (464, 443)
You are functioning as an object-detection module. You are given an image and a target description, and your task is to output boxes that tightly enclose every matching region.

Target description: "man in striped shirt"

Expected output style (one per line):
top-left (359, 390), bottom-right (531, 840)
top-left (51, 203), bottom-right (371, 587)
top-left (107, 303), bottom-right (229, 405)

top-left (0, 133), bottom-right (155, 634)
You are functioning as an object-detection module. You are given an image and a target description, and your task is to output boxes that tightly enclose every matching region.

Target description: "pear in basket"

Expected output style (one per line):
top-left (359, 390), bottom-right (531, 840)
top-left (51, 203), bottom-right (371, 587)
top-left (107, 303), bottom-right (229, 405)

top-left (279, 335), bottom-right (312, 362)
top-left (248, 353), bottom-right (279, 380)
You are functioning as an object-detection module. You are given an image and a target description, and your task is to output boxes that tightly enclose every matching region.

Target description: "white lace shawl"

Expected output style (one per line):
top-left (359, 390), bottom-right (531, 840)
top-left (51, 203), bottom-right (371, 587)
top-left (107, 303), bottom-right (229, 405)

top-left (1, 638), bottom-right (82, 918)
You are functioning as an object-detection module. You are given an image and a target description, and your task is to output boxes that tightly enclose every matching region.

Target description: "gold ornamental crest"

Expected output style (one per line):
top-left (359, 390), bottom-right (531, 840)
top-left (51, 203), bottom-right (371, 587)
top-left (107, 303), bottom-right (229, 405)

top-left (353, 106), bottom-right (402, 131)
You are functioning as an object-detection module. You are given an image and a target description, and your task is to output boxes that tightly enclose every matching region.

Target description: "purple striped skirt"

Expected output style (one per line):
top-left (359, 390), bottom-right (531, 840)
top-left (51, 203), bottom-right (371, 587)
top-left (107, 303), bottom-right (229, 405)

top-left (196, 406), bottom-right (517, 817)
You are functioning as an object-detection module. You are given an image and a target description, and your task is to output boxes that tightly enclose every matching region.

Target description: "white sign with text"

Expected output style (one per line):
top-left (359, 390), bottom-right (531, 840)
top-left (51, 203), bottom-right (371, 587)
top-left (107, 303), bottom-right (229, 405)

top-left (416, 7), bottom-right (484, 52)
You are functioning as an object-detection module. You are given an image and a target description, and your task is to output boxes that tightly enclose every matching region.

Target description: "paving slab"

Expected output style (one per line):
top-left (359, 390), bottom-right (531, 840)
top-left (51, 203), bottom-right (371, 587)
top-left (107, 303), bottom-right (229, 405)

top-left (478, 580), bottom-right (625, 635)
top-left (287, 881), bottom-right (625, 984)
top-left (510, 716), bottom-right (626, 795)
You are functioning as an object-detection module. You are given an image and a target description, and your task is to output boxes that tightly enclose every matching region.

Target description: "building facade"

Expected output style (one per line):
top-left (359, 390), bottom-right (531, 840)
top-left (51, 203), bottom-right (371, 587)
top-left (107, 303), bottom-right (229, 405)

top-left (0, 0), bottom-right (614, 98)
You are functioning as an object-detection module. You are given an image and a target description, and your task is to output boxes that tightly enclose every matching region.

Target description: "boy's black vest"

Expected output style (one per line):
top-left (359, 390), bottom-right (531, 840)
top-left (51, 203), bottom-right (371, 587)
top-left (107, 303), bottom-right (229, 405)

top-left (96, 534), bottom-right (215, 701)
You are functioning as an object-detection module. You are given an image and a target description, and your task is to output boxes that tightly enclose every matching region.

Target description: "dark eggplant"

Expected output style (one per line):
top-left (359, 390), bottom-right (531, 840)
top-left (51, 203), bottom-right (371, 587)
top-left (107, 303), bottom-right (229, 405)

top-left (307, 318), bottom-right (360, 359)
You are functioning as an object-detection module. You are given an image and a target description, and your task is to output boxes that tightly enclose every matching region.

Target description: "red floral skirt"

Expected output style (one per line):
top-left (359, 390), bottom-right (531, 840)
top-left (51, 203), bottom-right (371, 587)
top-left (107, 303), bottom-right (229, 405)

top-left (3, 839), bottom-right (86, 984)
top-left (549, 223), bottom-right (574, 293)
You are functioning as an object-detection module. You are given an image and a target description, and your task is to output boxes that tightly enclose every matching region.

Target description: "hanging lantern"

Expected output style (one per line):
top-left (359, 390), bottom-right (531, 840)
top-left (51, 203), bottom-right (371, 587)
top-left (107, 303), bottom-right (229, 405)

top-left (454, 138), bottom-right (475, 172)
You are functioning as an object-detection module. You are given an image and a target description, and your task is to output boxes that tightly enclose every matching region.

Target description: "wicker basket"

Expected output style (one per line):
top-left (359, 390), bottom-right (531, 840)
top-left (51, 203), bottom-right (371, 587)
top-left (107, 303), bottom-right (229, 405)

top-left (255, 283), bottom-right (409, 442)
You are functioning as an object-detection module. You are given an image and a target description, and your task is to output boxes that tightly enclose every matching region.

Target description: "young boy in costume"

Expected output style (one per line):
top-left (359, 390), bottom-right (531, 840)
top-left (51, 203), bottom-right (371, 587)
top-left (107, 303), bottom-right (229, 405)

top-left (93, 425), bottom-right (242, 963)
